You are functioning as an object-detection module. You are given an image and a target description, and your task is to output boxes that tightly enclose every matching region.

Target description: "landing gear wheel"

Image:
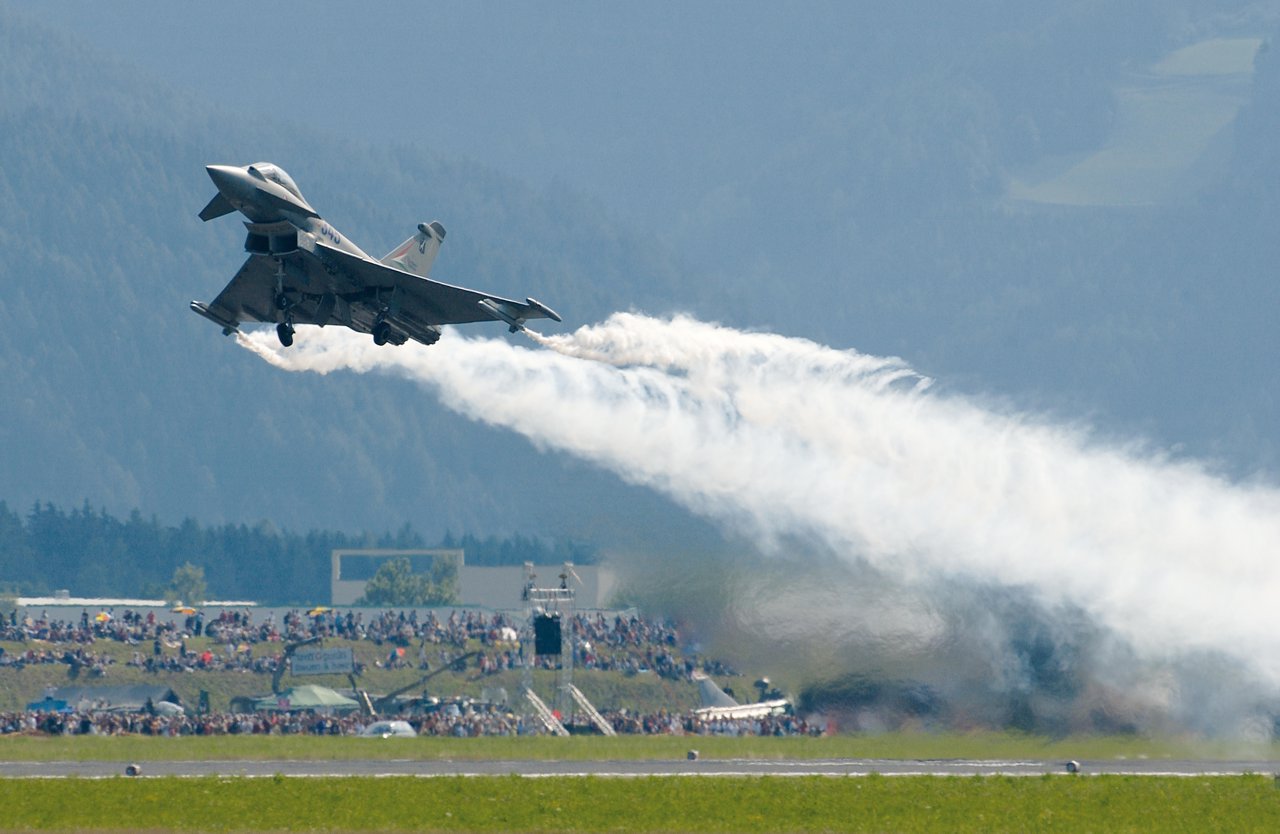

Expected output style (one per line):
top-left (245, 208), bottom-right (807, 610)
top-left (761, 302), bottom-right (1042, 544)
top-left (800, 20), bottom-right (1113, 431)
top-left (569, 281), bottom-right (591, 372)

top-left (276, 322), bottom-right (295, 347)
top-left (372, 321), bottom-right (391, 346)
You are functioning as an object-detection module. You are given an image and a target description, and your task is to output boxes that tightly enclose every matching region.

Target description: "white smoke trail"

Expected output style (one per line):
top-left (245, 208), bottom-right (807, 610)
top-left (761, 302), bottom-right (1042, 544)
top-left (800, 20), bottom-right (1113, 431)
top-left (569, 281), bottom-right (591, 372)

top-left (239, 314), bottom-right (1280, 684)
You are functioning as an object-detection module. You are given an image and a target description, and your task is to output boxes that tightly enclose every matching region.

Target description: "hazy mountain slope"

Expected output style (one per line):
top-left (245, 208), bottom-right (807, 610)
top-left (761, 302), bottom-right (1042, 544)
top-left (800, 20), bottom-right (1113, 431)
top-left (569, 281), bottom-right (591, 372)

top-left (0, 9), bottom-right (703, 543)
top-left (670, 6), bottom-right (1280, 474)
top-left (2, 3), bottom-right (1278, 553)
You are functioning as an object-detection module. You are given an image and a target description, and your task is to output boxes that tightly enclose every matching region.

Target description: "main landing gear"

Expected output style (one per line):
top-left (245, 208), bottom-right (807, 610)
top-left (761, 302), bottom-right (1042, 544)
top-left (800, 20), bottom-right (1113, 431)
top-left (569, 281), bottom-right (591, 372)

top-left (274, 287), bottom-right (295, 347)
top-left (372, 305), bottom-right (392, 345)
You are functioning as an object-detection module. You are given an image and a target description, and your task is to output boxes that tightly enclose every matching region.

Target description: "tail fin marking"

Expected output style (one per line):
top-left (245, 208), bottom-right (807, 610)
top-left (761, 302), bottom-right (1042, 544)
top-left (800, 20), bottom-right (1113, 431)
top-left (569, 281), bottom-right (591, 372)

top-left (381, 220), bottom-right (446, 278)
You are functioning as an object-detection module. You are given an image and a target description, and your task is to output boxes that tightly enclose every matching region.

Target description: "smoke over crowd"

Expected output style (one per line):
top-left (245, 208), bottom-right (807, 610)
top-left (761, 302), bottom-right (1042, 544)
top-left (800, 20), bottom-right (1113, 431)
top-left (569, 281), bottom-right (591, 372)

top-left (239, 314), bottom-right (1280, 737)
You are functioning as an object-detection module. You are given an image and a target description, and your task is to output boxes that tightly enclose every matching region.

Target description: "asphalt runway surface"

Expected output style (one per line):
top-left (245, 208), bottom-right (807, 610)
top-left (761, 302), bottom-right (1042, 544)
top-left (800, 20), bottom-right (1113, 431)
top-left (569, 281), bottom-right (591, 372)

top-left (3, 758), bottom-right (1278, 778)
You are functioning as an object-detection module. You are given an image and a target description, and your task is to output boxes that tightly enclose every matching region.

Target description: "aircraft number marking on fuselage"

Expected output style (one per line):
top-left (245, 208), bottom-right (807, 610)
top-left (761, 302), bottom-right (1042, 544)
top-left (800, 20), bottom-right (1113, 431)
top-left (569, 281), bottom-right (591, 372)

top-left (319, 222), bottom-right (342, 246)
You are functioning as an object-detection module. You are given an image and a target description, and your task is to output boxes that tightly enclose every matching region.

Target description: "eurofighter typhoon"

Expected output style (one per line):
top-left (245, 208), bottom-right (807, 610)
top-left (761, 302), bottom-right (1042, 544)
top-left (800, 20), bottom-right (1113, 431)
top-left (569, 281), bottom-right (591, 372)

top-left (192, 163), bottom-right (560, 347)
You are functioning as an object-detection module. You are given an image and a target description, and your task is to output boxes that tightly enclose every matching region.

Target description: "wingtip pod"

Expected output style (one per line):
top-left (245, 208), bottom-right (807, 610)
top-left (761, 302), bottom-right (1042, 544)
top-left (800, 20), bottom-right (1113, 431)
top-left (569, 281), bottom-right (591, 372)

top-left (477, 298), bottom-right (524, 333)
top-left (478, 297), bottom-right (562, 333)
top-left (190, 301), bottom-right (239, 335)
top-left (526, 297), bottom-right (562, 322)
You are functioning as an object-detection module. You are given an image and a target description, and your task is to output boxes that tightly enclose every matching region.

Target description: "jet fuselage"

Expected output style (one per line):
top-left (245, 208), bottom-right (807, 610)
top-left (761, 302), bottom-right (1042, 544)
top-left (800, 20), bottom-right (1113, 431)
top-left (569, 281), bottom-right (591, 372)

top-left (205, 164), bottom-right (370, 261)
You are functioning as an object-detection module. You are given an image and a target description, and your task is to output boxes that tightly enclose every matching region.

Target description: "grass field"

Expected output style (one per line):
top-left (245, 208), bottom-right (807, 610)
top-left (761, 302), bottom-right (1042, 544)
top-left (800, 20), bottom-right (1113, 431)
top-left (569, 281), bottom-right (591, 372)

top-left (3, 731), bottom-right (1279, 763)
top-left (3, 734), bottom-right (1279, 832)
top-left (8, 639), bottom-right (1280, 832)
top-left (2, 773), bottom-right (1279, 833)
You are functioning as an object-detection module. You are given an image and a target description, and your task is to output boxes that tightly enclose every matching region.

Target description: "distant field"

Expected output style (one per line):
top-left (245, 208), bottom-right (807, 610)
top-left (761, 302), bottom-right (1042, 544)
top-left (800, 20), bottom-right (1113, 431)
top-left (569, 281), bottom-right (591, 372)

top-left (2, 732), bottom-right (1279, 763)
top-left (1007, 36), bottom-right (1263, 206)
top-left (2, 773), bottom-right (1278, 833)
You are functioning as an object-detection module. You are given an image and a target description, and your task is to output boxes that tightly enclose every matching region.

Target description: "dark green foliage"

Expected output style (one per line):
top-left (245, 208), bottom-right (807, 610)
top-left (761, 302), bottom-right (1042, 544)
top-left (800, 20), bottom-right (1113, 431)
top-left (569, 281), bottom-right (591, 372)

top-left (166, 562), bottom-right (206, 606)
top-left (0, 498), bottom-right (593, 604)
top-left (440, 531), bottom-right (595, 567)
top-left (355, 555), bottom-right (459, 607)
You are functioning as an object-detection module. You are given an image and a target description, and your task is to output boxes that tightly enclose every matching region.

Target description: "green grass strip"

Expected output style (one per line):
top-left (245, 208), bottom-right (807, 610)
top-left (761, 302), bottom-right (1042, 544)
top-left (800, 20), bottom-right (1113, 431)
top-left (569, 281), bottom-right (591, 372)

top-left (2, 774), bottom-right (1279, 833)
top-left (3, 731), bottom-right (1279, 762)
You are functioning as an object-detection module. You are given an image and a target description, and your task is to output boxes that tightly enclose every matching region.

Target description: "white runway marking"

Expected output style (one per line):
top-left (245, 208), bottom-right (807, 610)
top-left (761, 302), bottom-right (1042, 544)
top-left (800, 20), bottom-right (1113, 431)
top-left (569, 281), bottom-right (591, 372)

top-left (3, 758), bottom-right (1277, 779)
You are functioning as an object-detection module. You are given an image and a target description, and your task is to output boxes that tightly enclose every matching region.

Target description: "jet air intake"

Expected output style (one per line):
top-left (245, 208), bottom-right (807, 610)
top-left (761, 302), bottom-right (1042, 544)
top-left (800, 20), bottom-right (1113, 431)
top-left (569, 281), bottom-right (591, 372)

top-left (243, 222), bottom-right (299, 255)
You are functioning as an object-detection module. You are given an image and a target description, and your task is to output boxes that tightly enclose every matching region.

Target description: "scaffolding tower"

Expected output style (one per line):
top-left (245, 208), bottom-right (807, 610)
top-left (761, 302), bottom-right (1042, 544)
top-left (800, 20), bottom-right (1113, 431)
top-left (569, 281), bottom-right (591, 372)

top-left (520, 562), bottom-right (613, 735)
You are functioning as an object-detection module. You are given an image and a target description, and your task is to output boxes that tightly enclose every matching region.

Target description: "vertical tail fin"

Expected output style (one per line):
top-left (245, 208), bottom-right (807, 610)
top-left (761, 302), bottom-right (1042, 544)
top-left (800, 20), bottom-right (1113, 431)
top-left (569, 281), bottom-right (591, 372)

top-left (692, 671), bottom-right (741, 708)
top-left (381, 220), bottom-right (446, 278)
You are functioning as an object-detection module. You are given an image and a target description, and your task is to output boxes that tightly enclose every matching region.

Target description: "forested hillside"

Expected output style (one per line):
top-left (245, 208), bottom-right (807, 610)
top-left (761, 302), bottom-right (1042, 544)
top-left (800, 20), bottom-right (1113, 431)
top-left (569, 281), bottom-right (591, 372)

top-left (677, 10), bottom-right (1280, 475)
top-left (0, 499), bottom-right (594, 604)
top-left (2, 3), bottom-right (1278, 562)
top-left (0, 8), bottom-right (707, 548)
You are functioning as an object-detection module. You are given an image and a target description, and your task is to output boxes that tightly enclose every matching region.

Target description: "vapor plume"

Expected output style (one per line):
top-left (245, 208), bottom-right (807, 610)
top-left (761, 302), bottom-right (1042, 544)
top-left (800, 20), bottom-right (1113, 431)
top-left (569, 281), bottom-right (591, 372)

top-left (238, 315), bottom-right (1280, 693)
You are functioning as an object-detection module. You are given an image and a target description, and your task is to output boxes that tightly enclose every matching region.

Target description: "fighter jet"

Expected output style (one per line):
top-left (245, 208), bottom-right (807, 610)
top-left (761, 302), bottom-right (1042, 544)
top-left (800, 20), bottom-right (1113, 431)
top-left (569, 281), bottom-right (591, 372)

top-left (192, 162), bottom-right (560, 347)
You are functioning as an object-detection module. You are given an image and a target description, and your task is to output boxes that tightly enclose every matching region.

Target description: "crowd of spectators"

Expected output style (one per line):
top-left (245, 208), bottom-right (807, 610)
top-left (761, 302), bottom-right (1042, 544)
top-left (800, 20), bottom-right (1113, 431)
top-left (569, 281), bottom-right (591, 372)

top-left (1, 607), bottom-right (807, 737)
top-left (1, 608), bottom-right (179, 646)
top-left (1, 608), bottom-right (736, 683)
top-left (598, 710), bottom-right (817, 737)
top-left (0, 704), bottom-right (815, 738)
top-left (0, 706), bottom-right (518, 738)
top-left (0, 646), bottom-right (114, 676)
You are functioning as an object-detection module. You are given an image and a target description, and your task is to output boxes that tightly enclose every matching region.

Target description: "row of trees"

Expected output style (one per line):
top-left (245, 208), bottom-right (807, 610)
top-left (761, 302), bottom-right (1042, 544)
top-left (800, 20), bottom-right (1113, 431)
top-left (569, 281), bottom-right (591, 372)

top-left (0, 500), bottom-right (594, 606)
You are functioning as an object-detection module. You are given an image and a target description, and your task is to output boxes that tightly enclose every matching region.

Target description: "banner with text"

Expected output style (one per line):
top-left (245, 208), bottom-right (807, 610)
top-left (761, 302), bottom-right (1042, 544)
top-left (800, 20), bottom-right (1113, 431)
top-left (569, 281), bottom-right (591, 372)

top-left (290, 646), bottom-right (354, 675)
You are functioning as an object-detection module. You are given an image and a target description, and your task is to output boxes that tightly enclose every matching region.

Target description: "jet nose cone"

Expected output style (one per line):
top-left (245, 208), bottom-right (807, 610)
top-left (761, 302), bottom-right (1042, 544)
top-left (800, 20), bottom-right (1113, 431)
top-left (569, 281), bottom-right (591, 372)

top-left (205, 164), bottom-right (242, 191)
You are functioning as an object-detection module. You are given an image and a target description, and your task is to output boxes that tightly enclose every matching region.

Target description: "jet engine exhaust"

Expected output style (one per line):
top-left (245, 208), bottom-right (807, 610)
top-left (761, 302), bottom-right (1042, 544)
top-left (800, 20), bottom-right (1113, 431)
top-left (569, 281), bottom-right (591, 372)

top-left (235, 314), bottom-right (1280, 721)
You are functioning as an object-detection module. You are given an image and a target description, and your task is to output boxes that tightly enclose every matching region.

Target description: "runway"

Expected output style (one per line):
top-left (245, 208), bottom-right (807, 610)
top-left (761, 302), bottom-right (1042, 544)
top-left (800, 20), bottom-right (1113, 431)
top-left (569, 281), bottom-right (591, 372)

top-left (3, 758), bottom-right (1277, 778)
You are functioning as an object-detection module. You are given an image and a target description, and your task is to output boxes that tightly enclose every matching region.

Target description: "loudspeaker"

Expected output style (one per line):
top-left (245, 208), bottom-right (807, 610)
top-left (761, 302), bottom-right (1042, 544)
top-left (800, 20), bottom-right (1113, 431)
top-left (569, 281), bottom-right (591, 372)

top-left (534, 613), bottom-right (562, 655)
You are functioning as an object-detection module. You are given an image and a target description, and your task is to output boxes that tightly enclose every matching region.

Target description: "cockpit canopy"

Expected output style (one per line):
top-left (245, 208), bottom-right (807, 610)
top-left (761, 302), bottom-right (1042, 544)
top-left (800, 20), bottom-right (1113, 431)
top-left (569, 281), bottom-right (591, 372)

top-left (247, 162), bottom-right (306, 203)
